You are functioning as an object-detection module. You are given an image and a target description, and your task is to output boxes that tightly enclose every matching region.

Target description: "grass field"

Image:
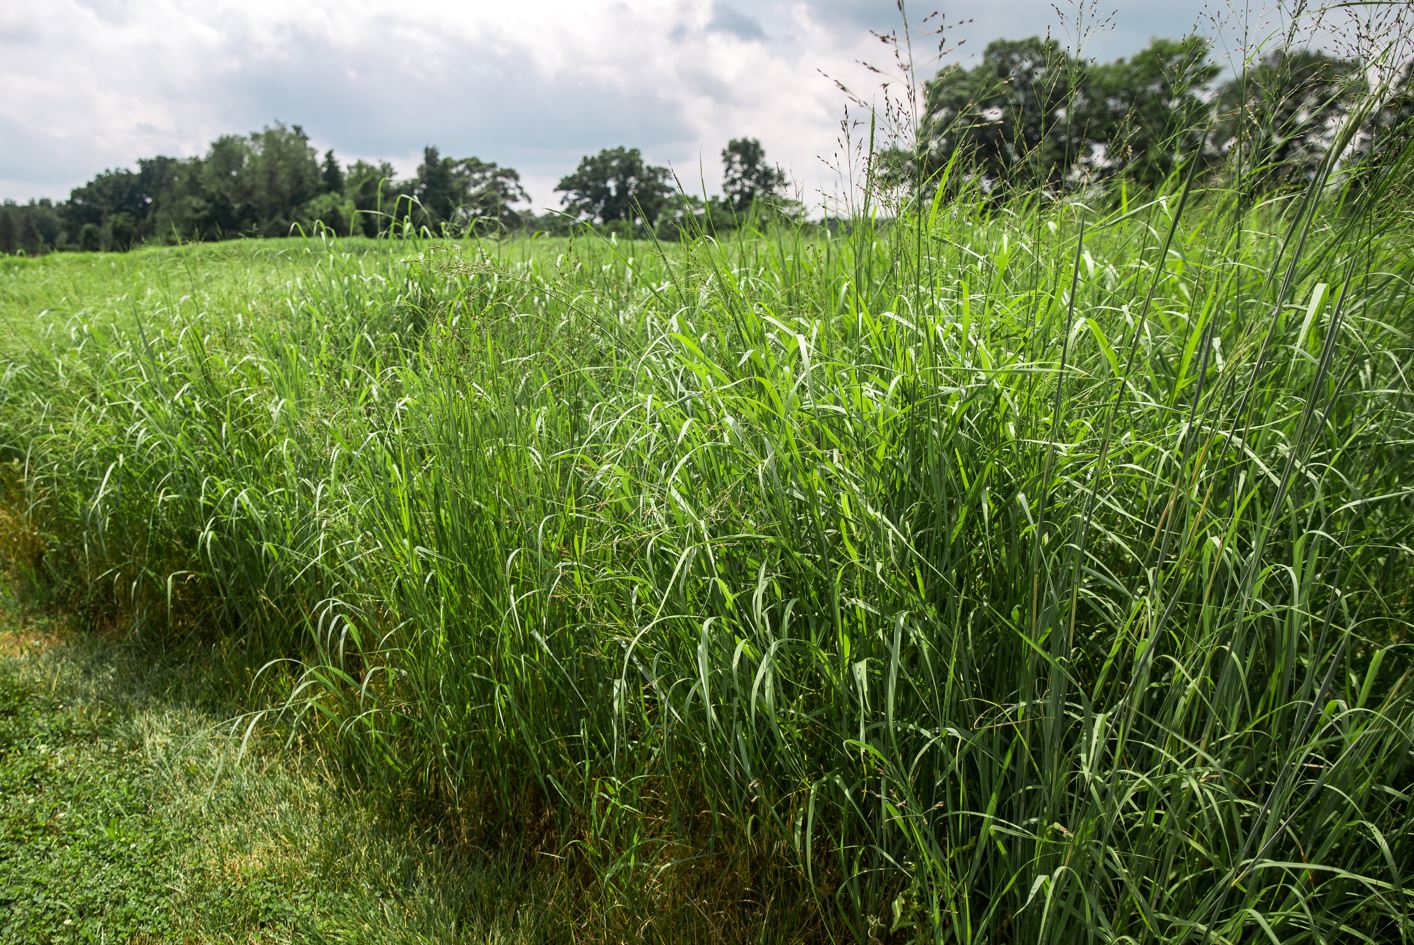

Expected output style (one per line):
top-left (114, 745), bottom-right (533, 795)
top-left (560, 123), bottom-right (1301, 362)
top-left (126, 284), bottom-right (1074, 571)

top-left (1, 181), bottom-right (1412, 942)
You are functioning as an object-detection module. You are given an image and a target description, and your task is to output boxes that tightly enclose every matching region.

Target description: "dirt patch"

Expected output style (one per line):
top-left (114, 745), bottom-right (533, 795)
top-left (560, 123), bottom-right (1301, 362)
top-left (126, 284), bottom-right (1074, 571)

top-left (216, 838), bottom-right (299, 885)
top-left (0, 581), bottom-right (67, 659)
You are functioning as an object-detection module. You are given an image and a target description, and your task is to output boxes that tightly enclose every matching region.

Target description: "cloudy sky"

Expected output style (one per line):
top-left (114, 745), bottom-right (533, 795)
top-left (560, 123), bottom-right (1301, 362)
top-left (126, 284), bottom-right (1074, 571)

top-left (0, 1), bottom-right (1395, 209)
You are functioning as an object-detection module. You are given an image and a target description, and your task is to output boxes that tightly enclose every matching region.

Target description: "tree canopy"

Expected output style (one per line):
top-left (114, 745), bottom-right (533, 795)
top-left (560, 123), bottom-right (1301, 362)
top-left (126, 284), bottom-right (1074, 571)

top-left (555, 147), bottom-right (674, 227)
top-left (721, 137), bottom-right (789, 213)
top-left (906, 36), bottom-right (1380, 196)
top-left (416, 148), bottom-right (529, 233)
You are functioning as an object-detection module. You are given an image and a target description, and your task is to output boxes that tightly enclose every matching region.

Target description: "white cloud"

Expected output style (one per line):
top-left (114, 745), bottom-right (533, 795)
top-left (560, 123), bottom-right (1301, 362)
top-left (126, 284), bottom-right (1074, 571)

top-left (0, 0), bottom-right (1392, 207)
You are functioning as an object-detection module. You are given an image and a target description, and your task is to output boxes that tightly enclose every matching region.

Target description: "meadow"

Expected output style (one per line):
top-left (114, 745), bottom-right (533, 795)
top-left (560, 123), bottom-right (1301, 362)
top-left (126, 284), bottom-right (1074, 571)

top-left (1, 176), bottom-right (1411, 942)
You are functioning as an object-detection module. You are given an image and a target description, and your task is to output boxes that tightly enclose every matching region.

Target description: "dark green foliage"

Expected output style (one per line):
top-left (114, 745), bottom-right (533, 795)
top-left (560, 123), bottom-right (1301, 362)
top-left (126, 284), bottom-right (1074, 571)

top-left (77, 223), bottom-right (102, 252)
top-left (414, 148), bottom-right (530, 233)
top-left (0, 209), bottom-right (16, 255)
top-left (247, 123), bottom-right (323, 232)
top-left (320, 148), bottom-right (345, 195)
top-left (106, 212), bottom-right (137, 250)
top-left (908, 35), bottom-right (1403, 199)
top-left (16, 213), bottom-right (41, 254)
top-left (1212, 48), bottom-right (1363, 191)
top-left (0, 200), bottom-right (61, 256)
top-left (166, 123), bottom-right (325, 240)
top-left (414, 145), bottom-right (459, 226)
top-left (66, 168), bottom-right (145, 233)
top-left (345, 159), bottom-right (402, 237)
top-left (451, 157), bottom-right (531, 231)
top-left (920, 37), bottom-right (1084, 188)
top-left (721, 136), bottom-right (788, 212)
top-left (556, 146), bottom-right (673, 226)
top-left (1084, 36), bottom-right (1220, 185)
top-left (916, 35), bottom-right (1217, 190)
top-left (297, 191), bottom-right (352, 236)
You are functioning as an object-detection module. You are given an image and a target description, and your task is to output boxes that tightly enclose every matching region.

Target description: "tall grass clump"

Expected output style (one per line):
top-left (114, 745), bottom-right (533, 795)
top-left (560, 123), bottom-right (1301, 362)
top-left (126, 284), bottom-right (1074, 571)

top-left (2, 70), bottom-right (1413, 945)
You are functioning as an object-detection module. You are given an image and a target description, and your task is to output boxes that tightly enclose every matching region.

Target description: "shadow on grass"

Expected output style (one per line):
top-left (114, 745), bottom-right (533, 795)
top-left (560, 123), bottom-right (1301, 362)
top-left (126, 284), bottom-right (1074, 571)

top-left (0, 583), bottom-right (574, 945)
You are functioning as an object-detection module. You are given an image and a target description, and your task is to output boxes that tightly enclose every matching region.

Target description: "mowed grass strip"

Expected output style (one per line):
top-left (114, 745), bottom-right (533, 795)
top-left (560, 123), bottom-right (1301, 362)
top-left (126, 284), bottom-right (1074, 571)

top-left (0, 586), bottom-right (584, 945)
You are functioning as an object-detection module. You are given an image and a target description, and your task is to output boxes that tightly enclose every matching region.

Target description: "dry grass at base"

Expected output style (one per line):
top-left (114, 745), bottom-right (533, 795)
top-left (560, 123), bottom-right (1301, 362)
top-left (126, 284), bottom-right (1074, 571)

top-left (0, 624), bottom-right (61, 659)
top-left (0, 505), bottom-right (42, 581)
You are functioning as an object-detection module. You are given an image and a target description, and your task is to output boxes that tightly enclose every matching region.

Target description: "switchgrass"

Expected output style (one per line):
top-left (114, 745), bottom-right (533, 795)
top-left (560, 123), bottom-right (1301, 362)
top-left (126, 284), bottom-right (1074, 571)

top-left (1, 162), bottom-right (1411, 940)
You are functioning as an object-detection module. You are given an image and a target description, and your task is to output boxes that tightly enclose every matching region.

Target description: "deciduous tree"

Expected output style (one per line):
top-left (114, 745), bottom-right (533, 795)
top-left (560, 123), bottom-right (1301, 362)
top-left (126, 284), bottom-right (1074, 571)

top-left (721, 137), bottom-right (787, 213)
top-left (556, 147), bottom-right (673, 226)
top-left (1213, 48), bottom-right (1361, 190)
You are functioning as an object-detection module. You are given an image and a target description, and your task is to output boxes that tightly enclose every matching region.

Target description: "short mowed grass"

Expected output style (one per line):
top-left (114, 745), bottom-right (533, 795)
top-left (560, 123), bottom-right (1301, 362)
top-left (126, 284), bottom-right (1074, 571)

top-left (0, 585), bottom-right (573, 945)
top-left (1, 175), bottom-right (1411, 943)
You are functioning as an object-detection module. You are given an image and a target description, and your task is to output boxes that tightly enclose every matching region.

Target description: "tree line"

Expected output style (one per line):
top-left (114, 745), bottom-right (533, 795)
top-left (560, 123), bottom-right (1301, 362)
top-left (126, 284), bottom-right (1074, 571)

top-left (0, 127), bottom-right (793, 255)
top-left (2, 34), bottom-right (1409, 256)
top-left (889, 36), bottom-right (1411, 196)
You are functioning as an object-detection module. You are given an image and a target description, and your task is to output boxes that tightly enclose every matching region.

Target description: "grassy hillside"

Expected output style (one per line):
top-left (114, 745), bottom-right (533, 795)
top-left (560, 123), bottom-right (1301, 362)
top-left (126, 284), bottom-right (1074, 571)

top-left (1, 185), bottom-right (1411, 942)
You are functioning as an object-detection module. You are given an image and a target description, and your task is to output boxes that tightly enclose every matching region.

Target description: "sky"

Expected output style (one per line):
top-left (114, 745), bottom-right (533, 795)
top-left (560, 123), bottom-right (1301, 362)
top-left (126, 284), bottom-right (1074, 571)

top-left (0, 1), bottom-right (1402, 210)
